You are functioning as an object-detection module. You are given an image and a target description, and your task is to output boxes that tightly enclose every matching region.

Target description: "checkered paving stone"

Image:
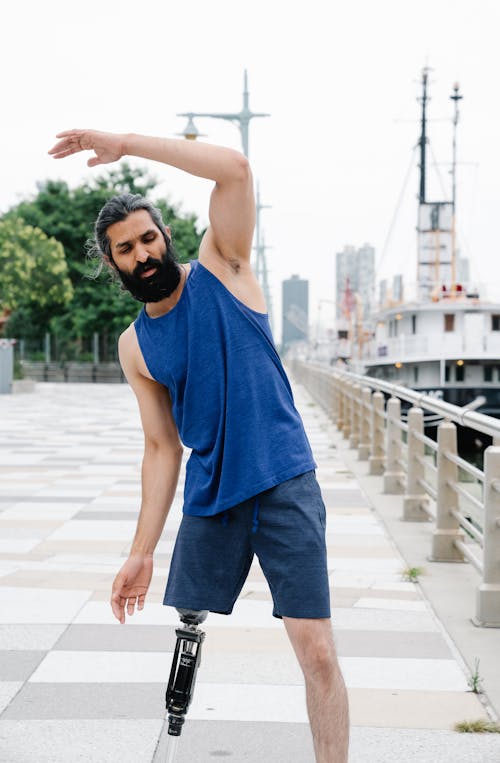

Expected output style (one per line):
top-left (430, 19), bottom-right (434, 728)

top-left (1, 382), bottom-right (498, 763)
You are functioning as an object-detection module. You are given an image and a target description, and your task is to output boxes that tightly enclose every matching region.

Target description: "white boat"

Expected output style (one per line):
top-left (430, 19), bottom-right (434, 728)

top-left (350, 69), bottom-right (500, 420)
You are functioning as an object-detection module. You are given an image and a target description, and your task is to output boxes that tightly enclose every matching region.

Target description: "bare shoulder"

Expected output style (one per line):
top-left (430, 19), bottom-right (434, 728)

top-left (197, 229), bottom-right (267, 314)
top-left (118, 325), bottom-right (180, 449)
top-left (118, 323), bottom-right (154, 381)
top-left (118, 323), bottom-right (138, 365)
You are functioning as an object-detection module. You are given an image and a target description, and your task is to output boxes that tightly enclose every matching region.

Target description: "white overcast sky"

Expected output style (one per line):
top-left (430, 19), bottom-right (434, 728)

top-left (1, 0), bottom-right (499, 341)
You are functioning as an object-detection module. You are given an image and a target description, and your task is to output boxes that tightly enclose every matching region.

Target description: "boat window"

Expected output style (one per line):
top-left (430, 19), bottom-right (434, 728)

top-left (456, 363), bottom-right (465, 382)
top-left (444, 314), bottom-right (455, 332)
top-left (445, 364), bottom-right (451, 382)
top-left (492, 315), bottom-right (500, 331)
top-left (411, 315), bottom-right (417, 334)
top-left (484, 366), bottom-right (493, 382)
top-left (413, 366), bottom-right (419, 383)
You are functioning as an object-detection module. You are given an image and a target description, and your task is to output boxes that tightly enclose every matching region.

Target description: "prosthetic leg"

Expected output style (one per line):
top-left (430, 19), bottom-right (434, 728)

top-left (164, 608), bottom-right (208, 762)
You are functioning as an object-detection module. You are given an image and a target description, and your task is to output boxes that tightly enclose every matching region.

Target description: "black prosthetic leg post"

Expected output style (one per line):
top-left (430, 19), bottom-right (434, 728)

top-left (164, 609), bottom-right (208, 763)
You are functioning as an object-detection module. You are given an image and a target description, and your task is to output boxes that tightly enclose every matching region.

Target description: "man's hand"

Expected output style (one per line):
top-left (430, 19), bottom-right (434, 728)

top-left (111, 553), bottom-right (154, 624)
top-left (48, 129), bottom-right (126, 167)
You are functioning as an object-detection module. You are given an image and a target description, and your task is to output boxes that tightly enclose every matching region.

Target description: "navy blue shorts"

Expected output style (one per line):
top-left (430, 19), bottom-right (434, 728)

top-left (164, 470), bottom-right (330, 619)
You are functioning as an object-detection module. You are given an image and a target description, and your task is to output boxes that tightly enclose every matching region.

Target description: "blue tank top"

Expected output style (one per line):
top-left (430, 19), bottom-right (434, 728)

top-left (134, 259), bottom-right (316, 516)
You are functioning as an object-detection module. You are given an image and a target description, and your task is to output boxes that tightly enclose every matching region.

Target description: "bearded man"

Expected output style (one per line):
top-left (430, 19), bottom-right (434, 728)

top-left (49, 129), bottom-right (349, 763)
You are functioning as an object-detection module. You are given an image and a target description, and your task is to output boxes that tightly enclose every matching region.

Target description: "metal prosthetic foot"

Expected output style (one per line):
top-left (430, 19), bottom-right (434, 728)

top-left (165, 609), bottom-right (208, 745)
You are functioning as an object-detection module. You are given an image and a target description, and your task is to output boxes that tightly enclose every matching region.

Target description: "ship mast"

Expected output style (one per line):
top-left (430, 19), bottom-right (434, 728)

top-left (418, 68), bottom-right (429, 204)
top-left (416, 67), bottom-right (430, 292)
top-left (450, 82), bottom-right (463, 292)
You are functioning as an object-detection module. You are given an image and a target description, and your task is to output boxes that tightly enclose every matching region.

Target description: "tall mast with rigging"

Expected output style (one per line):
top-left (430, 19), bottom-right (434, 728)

top-left (416, 67), bottom-right (430, 293)
top-left (418, 67), bottom-right (430, 204)
top-left (416, 67), bottom-right (457, 300)
top-left (450, 82), bottom-right (463, 292)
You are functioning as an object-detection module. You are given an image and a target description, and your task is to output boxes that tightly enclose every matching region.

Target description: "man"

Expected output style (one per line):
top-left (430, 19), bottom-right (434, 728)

top-left (49, 129), bottom-right (349, 762)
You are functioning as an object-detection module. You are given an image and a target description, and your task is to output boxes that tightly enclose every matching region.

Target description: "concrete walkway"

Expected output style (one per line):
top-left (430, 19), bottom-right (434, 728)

top-left (0, 381), bottom-right (499, 762)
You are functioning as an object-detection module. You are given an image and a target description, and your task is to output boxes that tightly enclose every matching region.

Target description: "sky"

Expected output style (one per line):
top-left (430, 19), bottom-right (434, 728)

top-left (1, 0), bottom-right (499, 341)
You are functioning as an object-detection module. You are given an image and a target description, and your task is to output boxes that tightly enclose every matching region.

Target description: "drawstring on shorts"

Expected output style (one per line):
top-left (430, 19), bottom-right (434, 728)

top-left (219, 497), bottom-right (260, 533)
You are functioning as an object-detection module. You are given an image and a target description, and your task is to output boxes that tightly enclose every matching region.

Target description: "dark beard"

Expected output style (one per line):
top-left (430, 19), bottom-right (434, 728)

top-left (115, 242), bottom-right (182, 303)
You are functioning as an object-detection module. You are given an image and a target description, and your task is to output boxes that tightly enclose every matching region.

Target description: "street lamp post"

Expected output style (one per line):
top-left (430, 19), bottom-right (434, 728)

top-left (255, 182), bottom-right (271, 280)
top-left (177, 70), bottom-right (269, 159)
top-left (178, 71), bottom-right (272, 317)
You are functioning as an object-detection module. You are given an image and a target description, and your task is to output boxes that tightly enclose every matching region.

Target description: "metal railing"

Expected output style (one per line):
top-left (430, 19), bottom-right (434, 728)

top-left (291, 360), bottom-right (500, 628)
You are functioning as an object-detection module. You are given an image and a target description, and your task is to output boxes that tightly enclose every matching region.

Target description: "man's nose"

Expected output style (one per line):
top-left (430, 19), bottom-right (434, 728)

top-left (135, 245), bottom-right (149, 263)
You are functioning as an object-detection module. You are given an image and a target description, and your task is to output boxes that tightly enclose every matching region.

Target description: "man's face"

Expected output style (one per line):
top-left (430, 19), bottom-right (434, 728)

top-left (107, 209), bottom-right (181, 303)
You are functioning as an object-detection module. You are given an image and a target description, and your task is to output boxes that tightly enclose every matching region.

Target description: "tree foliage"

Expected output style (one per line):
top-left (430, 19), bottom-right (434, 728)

top-left (2, 163), bottom-right (203, 351)
top-left (0, 217), bottom-right (73, 315)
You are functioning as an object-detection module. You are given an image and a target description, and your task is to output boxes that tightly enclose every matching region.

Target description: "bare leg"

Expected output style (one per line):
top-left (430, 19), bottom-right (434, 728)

top-left (283, 617), bottom-right (349, 763)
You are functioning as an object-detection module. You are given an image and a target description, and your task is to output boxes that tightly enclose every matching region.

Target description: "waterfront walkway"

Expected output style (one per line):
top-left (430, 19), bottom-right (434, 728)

top-left (0, 380), bottom-right (499, 762)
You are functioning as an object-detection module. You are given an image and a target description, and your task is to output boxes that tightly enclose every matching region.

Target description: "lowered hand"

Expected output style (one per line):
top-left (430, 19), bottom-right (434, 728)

top-left (111, 553), bottom-right (154, 624)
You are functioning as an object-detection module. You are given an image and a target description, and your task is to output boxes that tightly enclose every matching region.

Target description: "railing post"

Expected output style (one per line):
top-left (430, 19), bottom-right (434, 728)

top-left (331, 376), bottom-right (339, 423)
top-left (324, 372), bottom-right (331, 414)
top-left (369, 391), bottom-right (385, 475)
top-left (320, 370), bottom-right (326, 412)
top-left (475, 446), bottom-right (500, 627)
top-left (383, 397), bottom-right (404, 494)
top-left (336, 377), bottom-right (345, 432)
top-left (358, 387), bottom-right (371, 460)
top-left (44, 333), bottom-right (51, 364)
top-left (430, 421), bottom-right (465, 561)
top-left (403, 407), bottom-right (430, 520)
top-left (92, 332), bottom-right (100, 364)
top-left (342, 382), bottom-right (352, 440)
top-left (349, 384), bottom-right (360, 449)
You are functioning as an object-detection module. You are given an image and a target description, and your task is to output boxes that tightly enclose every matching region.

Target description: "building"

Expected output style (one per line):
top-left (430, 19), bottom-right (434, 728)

top-left (335, 243), bottom-right (375, 319)
top-left (282, 274), bottom-right (309, 349)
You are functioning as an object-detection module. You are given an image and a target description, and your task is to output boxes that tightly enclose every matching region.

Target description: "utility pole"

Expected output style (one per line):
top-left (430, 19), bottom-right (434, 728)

top-left (177, 70), bottom-right (269, 160)
top-left (254, 182), bottom-right (273, 328)
top-left (259, 232), bottom-right (274, 332)
top-left (177, 72), bottom-right (272, 310)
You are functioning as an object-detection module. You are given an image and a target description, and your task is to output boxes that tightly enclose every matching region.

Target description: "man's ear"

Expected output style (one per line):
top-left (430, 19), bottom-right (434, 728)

top-left (165, 225), bottom-right (172, 239)
top-left (103, 254), bottom-right (117, 271)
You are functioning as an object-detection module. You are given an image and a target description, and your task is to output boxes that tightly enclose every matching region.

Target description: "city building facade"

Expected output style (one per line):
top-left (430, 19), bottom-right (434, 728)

top-left (335, 243), bottom-right (375, 319)
top-left (282, 274), bottom-right (309, 350)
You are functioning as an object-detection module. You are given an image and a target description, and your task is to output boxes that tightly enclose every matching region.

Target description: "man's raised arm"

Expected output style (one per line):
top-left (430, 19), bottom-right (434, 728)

top-left (49, 129), bottom-right (255, 263)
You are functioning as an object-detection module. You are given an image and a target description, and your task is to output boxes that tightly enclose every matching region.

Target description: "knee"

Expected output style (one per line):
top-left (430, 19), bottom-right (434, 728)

top-left (299, 636), bottom-right (338, 681)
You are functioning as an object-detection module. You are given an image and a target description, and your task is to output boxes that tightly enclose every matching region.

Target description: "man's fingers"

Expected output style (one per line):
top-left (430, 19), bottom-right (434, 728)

top-left (110, 591), bottom-right (125, 624)
top-left (137, 594), bottom-right (146, 611)
top-left (55, 129), bottom-right (81, 138)
top-left (49, 131), bottom-right (91, 158)
top-left (48, 139), bottom-right (80, 158)
top-left (47, 142), bottom-right (67, 156)
top-left (50, 148), bottom-right (77, 160)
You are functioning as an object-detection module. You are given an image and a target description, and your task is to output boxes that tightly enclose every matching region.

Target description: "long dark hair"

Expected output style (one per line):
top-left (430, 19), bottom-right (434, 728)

top-left (88, 194), bottom-right (175, 276)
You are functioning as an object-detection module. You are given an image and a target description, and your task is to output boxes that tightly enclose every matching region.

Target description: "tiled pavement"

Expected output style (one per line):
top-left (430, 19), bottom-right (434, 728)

top-left (0, 382), bottom-right (499, 762)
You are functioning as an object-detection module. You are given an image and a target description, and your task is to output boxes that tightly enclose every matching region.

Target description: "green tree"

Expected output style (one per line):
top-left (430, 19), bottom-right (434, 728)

top-left (2, 164), bottom-right (203, 355)
top-left (0, 218), bottom-right (73, 329)
top-left (155, 199), bottom-right (205, 262)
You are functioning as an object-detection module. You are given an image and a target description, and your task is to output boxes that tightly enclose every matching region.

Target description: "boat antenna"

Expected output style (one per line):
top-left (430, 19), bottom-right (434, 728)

top-left (416, 66), bottom-right (431, 295)
top-left (418, 67), bottom-right (430, 203)
top-left (450, 82), bottom-right (463, 209)
top-left (450, 82), bottom-right (463, 291)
